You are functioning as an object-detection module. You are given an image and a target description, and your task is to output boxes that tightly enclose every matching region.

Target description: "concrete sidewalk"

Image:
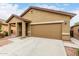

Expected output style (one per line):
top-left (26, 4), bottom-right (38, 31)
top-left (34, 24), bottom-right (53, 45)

top-left (0, 37), bottom-right (66, 56)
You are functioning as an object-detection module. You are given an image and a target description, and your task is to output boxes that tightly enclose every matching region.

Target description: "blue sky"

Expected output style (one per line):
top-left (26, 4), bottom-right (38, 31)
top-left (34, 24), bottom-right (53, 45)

top-left (0, 3), bottom-right (79, 26)
top-left (16, 3), bottom-right (79, 11)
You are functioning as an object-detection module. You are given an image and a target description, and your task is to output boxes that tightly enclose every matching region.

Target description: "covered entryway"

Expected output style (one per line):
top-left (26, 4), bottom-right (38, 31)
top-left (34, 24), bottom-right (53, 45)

top-left (31, 23), bottom-right (62, 40)
top-left (6, 15), bottom-right (31, 37)
top-left (8, 22), bottom-right (31, 37)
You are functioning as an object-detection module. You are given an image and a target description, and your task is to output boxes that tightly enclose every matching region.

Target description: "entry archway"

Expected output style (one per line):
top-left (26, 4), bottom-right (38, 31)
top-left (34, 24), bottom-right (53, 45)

top-left (6, 14), bottom-right (31, 37)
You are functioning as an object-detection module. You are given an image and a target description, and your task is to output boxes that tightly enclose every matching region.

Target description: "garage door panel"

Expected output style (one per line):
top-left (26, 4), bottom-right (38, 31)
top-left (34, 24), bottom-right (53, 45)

top-left (31, 24), bottom-right (62, 39)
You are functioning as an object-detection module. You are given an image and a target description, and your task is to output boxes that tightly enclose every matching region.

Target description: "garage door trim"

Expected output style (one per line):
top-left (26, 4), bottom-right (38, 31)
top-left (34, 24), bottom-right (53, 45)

top-left (31, 21), bottom-right (64, 25)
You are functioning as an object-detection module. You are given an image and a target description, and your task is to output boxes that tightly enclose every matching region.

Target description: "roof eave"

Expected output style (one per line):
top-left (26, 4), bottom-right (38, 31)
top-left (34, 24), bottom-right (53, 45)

top-left (20, 6), bottom-right (76, 18)
top-left (6, 15), bottom-right (14, 23)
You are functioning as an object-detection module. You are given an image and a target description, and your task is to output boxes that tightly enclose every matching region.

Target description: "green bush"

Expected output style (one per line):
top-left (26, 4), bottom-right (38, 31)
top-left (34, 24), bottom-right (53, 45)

top-left (76, 48), bottom-right (79, 56)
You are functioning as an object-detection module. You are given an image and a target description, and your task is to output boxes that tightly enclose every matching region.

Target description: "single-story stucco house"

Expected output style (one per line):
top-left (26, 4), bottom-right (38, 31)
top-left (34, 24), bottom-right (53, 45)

top-left (70, 25), bottom-right (79, 39)
top-left (6, 6), bottom-right (76, 40)
top-left (0, 20), bottom-right (8, 32)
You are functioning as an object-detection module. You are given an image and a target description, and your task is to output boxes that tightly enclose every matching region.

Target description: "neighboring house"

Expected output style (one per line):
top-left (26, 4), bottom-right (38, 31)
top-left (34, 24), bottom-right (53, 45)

top-left (6, 6), bottom-right (76, 40)
top-left (1, 23), bottom-right (8, 33)
top-left (71, 25), bottom-right (79, 39)
top-left (0, 19), bottom-right (8, 33)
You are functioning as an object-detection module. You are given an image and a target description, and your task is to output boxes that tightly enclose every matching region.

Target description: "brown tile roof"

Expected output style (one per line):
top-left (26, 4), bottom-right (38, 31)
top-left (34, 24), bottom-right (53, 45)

top-left (6, 14), bottom-right (31, 23)
top-left (20, 6), bottom-right (76, 18)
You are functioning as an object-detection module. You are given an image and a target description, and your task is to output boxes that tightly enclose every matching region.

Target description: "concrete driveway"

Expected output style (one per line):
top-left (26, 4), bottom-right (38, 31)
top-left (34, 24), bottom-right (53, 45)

top-left (0, 37), bottom-right (66, 56)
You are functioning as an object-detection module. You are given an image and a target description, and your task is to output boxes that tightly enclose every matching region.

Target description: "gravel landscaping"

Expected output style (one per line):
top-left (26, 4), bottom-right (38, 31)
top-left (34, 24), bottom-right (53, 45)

top-left (65, 46), bottom-right (78, 56)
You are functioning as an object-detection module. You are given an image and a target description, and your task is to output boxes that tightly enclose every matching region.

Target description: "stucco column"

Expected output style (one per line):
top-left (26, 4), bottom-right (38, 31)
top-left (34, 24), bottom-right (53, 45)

top-left (28, 23), bottom-right (31, 36)
top-left (16, 22), bottom-right (19, 36)
top-left (8, 23), bottom-right (11, 36)
top-left (22, 22), bottom-right (26, 37)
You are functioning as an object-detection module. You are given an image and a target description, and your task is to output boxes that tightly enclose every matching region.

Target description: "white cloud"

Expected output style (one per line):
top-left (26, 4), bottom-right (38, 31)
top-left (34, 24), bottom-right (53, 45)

top-left (70, 9), bottom-right (79, 26)
top-left (0, 3), bottom-right (24, 20)
top-left (0, 4), bottom-right (66, 21)
top-left (63, 4), bottom-right (70, 6)
top-left (0, 4), bottom-right (65, 21)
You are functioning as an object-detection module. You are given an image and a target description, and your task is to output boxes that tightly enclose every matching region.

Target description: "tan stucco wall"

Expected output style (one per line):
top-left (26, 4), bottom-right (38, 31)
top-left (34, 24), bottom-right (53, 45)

top-left (22, 9), bottom-right (69, 23)
top-left (22, 9), bottom-right (71, 40)
top-left (1, 25), bottom-right (8, 32)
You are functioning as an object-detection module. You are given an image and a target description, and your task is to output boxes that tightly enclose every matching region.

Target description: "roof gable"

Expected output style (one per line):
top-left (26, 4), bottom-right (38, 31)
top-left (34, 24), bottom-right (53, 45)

top-left (6, 14), bottom-right (31, 23)
top-left (20, 6), bottom-right (76, 18)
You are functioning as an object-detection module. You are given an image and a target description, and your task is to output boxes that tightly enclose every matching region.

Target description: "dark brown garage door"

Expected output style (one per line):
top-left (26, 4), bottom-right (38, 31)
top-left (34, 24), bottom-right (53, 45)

top-left (31, 23), bottom-right (62, 40)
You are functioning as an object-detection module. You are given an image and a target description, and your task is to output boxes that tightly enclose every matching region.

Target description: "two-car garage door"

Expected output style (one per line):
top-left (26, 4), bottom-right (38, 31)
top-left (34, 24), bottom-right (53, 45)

top-left (31, 23), bottom-right (62, 40)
